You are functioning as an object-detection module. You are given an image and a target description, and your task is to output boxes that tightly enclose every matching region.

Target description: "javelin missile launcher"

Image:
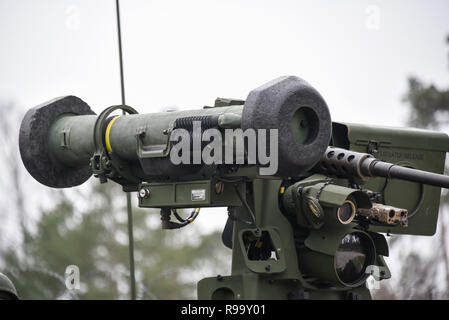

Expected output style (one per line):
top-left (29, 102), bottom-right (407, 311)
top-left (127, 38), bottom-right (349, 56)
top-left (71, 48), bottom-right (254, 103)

top-left (19, 76), bottom-right (449, 299)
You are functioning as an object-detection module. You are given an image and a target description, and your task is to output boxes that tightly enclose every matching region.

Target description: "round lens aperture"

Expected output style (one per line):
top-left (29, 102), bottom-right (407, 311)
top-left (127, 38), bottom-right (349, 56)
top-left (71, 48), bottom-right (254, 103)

top-left (334, 232), bottom-right (374, 286)
top-left (337, 200), bottom-right (356, 224)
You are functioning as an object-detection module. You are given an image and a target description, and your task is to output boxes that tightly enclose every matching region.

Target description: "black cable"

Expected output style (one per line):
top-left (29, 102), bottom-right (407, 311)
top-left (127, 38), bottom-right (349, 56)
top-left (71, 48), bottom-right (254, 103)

top-left (408, 183), bottom-right (424, 218)
top-left (233, 184), bottom-right (257, 226)
top-left (115, 0), bottom-right (136, 300)
top-left (166, 209), bottom-right (199, 229)
top-left (172, 209), bottom-right (187, 223)
top-left (116, 0), bottom-right (126, 105)
top-left (173, 209), bottom-right (199, 224)
top-left (213, 174), bottom-right (257, 225)
top-left (227, 207), bottom-right (253, 225)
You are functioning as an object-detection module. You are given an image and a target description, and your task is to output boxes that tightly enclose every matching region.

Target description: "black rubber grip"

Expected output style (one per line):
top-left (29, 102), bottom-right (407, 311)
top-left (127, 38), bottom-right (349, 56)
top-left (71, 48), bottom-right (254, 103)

top-left (174, 115), bottom-right (219, 130)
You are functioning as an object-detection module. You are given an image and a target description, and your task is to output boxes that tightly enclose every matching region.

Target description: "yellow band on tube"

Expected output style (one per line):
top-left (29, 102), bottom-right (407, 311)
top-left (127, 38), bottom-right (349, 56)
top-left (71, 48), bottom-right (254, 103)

top-left (105, 116), bottom-right (120, 152)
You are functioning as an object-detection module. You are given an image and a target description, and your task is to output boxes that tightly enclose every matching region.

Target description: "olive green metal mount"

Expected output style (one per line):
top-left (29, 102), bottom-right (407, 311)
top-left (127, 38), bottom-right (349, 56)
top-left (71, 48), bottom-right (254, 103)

top-left (138, 177), bottom-right (374, 299)
top-left (197, 179), bottom-right (373, 300)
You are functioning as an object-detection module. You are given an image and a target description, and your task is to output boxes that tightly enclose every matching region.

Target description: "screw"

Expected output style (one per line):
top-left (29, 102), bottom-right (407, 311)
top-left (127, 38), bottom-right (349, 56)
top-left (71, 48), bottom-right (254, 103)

top-left (216, 275), bottom-right (223, 281)
top-left (265, 264), bottom-right (271, 272)
top-left (139, 188), bottom-right (150, 199)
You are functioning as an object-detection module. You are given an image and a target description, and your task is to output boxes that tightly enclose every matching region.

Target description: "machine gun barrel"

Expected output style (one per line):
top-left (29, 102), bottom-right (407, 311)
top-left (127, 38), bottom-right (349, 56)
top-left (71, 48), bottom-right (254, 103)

top-left (316, 146), bottom-right (449, 189)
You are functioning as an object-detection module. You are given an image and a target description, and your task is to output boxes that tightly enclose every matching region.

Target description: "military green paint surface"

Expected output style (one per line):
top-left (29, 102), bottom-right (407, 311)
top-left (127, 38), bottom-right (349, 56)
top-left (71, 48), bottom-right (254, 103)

top-left (45, 114), bottom-right (449, 299)
top-left (21, 76), bottom-right (449, 300)
top-left (198, 179), bottom-right (361, 300)
top-left (47, 114), bottom-right (97, 167)
top-left (47, 105), bottom-right (244, 166)
top-left (333, 122), bottom-right (449, 235)
top-left (139, 180), bottom-right (245, 208)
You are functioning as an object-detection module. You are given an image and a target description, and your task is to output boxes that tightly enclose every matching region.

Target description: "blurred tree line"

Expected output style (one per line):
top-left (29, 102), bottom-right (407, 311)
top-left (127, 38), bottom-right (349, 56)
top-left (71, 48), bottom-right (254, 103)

top-left (0, 103), bottom-right (231, 300)
top-left (373, 35), bottom-right (449, 299)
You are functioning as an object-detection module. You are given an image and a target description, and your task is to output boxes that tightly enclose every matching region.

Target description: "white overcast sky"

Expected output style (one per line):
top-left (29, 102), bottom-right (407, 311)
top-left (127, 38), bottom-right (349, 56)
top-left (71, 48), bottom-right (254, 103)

top-left (1, 0), bottom-right (448, 122)
top-left (0, 1), bottom-right (448, 256)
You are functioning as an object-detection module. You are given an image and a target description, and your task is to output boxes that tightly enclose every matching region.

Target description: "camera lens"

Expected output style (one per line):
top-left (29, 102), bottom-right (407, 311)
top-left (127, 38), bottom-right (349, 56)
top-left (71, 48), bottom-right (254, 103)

top-left (337, 200), bottom-right (356, 224)
top-left (334, 232), bottom-right (375, 286)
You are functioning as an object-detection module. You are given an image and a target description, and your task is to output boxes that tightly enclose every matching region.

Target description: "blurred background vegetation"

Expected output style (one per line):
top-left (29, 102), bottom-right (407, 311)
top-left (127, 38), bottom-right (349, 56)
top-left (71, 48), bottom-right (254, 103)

top-left (0, 176), bottom-right (231, 299)
top-left (373, 36), bottom-right (449, 299)
top-left (0, 1), bottom-right (447, 300)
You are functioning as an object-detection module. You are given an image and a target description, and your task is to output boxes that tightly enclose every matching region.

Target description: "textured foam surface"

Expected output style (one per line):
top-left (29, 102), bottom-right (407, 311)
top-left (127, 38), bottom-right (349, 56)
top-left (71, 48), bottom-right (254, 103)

top-left (19, 96), bottom-right (96, 188)
top-left (242, 76), bottom-right (332, 176)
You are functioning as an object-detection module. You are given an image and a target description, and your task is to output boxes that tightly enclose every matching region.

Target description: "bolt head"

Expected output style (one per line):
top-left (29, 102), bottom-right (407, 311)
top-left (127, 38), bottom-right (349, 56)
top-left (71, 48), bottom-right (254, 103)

top-left (139, 188), bottom-right (150, 198)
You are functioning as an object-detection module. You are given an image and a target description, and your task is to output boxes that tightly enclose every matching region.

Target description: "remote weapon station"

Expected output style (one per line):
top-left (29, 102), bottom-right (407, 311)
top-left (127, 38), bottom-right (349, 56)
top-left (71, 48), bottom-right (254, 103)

top-left (19, 76), bottom-right (449, 299)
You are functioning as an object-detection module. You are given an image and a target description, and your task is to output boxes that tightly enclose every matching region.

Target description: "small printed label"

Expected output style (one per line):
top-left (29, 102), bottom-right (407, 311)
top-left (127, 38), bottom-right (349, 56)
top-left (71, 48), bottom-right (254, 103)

top-left (191, 189), bottom-right (206, 201)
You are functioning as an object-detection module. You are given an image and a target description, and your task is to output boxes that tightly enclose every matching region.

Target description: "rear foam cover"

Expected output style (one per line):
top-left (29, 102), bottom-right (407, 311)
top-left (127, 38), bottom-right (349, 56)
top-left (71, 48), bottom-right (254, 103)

top-left (19, 96), bottom-right (96, 188)
top-left (242, 76), bottom-right (332, 177)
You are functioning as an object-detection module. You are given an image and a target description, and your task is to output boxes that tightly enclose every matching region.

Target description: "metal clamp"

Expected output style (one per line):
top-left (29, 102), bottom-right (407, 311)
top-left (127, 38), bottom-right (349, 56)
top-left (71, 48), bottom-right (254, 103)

top-left (90, 105), bottom-right (139, 185)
